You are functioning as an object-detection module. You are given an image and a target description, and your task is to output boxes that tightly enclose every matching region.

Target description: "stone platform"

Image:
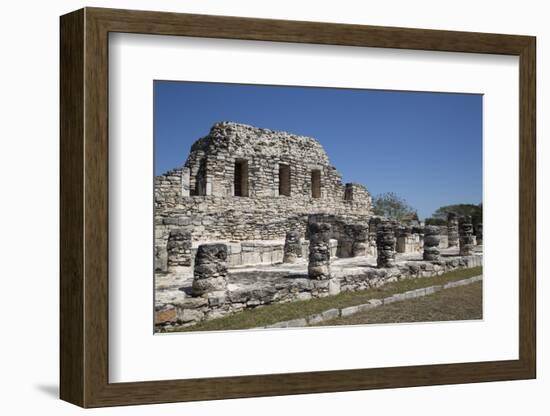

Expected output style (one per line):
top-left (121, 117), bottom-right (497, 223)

top-left (155, 246), bottom-right (482, 329)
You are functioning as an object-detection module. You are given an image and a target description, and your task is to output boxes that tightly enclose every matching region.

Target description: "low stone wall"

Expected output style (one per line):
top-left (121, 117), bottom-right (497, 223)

top-left (155, 254), bottom-right (482, 329)
top-left (262, 274), bottom-right (483, 328)
top-left (160, 238), bottom-right (340, 271)
top-left (226, 240), bottom-right (284, 267)
top-left (225, 238), bottom-right (340, 268)
top-left (156, 194), bottom-right (372, 243)
top-left (396, 234), bottom-right (422, 253)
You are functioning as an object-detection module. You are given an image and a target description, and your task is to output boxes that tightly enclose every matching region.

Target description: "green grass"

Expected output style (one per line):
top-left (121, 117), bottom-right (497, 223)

top-left (166, 266), bottom-right (482, 333)
top-left (313, 281), bottom-right (482, 326)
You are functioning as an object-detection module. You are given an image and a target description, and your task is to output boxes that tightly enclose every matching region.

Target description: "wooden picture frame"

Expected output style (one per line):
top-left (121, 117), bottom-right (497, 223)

top-left (60, 7), bottom-right (536, 408)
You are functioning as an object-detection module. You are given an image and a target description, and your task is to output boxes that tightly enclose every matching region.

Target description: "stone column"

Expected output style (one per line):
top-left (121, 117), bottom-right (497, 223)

top-left (459, 216), bottom-right (475, 256)
top-left (192, 243), bottom-right (228, 297)
top-left (154, 244), bottom-right (168, 273)
top-left (447, 212), bottom-right (459, 248)
top-left (475, 223), bottom-right (483, 245)
top-left (283, 230), bottom-right (302, 263)
top-left (167, 229), bottom-right (192, 267)
top-left (308, 222), bottom-right (332, 280)
top-left (348, 224), bottom-right (369, 257)
top-left (376, 221), bottom-right (396, 268)
top-left (423, 225), bottom-right (441, 261)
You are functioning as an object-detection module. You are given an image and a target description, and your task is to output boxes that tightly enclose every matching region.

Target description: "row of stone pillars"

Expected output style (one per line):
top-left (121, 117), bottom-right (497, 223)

top-left (300, 217), bottom-right (480, 274)
top-left (188, 216), bottom-right (480, 297)
top-left (448, 212), bottom-right (482, 251)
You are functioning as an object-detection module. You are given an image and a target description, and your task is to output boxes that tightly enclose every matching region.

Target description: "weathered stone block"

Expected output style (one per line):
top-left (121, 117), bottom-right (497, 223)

top-left (459, 216), bottom-right (475, 256)
top-left (167, 229), bottom-right (192, 267)
top-left (296, 292), bottom-right (312, 301)
top-left (308, 222), bottom-right (332, 280)
top-left (341, 305), bottom-right (362, 317)
top-left (328, 278), bottom-right (341, 295)
top-left (155, 308), bottom-right (176, 324)
top-left (177, 308), bottom-right (203, 323)
top-left (283, 230), bottom-right (303, 263)
top-left (376, 221), bottom-right (396, 268)
top-left (154, 245), bottom-right (168, 272)
top-left (192, 243), bottom-right (228, 297)
top-left (423, 225), bottom-right (441, 261)
top-left (368, 298), bottom-right (383, 307)
top-left (447, 212), bottom-right (459, 248)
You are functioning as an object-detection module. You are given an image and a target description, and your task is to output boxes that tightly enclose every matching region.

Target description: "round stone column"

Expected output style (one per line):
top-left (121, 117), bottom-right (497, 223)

top-left (459, 216), bottom-right (475, 256)
top-left (376, 221), bottom-right (396, 268)
top-left (423, 225), bottom-right (441, 261)
top-left (283, 230), bottom-right (302, 263)
top-left (447, 212), bottom-right (459, 248)
top-left (192, 243), bottom-right (228, 297)
top-left (308, 222), bottom-right (332, 280)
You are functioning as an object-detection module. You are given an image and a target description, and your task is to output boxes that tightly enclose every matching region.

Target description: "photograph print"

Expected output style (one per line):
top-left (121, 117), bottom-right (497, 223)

top-left (153, 81), bottom-right (483, 333)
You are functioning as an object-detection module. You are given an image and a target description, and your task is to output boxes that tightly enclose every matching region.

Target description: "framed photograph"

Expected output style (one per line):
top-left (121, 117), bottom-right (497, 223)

top-left (60, 7), bottom-right (536, 408)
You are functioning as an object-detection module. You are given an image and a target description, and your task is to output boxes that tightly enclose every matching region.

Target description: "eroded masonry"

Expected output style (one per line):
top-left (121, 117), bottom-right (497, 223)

top-left (154, 122), bottom-right (483, 330)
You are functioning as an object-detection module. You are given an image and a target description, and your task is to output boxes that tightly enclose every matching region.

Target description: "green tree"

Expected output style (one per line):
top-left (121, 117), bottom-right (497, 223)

top-left (372, 192), bottom-right (417, 221)
top-left (431, 203), bottom-right (482, 223)
top-left (425, 217), bottom-right (447, 226)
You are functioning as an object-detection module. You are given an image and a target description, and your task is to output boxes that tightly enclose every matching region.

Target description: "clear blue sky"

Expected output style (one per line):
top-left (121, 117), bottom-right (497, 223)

top-left (154, 81), bottom-right (482, 219)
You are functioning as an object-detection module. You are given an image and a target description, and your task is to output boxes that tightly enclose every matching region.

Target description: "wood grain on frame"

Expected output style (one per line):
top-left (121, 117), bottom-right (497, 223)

top-left (60, 7), bottom-right (536, 408)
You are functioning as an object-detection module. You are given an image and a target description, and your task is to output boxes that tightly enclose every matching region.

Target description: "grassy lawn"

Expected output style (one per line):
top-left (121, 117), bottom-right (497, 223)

top-left (312, 281), bottom-right (482, 327)
top-left (167, 266), bottom-right (482, 333)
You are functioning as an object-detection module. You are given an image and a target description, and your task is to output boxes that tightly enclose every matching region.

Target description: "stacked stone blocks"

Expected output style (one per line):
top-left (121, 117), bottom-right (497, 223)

top-left (283, 230), bottom-right (303, 263)
top-left (459, 216), bottom-right (475, 256)
top-left (376, 221), bottom-right (396, 268)
top-left (447, 212), bottom-right (459, 248)
top-left (347, 223), bottom-right (369, 257)
top-left (423, 225), bottom-right (441, 261)
top-left (192, 243), bottom-right (229, 297)
top-left (166, 229), bottom-right (192, 267)
top-left (308, 222), bottom-right (332, 280)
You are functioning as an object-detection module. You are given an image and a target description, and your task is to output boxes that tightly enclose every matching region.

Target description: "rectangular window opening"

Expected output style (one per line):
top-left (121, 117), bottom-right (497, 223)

top-left (311, 169), bottom-right (321, 199)
top-left (279, 164), bottom-right (291, 196)
top-left (234, 159), bottom-right (249, 197)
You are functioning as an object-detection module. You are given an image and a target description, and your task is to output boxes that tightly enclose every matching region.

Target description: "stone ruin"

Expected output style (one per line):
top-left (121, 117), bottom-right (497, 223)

top-left (192, 243), bottom-right (228, 296)
top-left (447, 212), bottom-right (459, 247)
top-left (376, 221), bottom-right (396, 268)
top-left (283, 230), bottom-right (303, 263)
top-left (308, 222), bottom-right (332, 280)
top-left (154, 122), bottom-right (483, 330)
top-left (154, 122), bottom-right (376, 272)
top-left (423, 226), bottom-right (441, 261)
top-left (459, 216), bottom-right (475, 256)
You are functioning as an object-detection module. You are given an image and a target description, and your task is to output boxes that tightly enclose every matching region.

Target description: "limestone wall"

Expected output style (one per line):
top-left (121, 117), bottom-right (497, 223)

top-left (182, 122), bottom-right (347, 199)
top-left (155, 122), bottom-right (374, 262)
top-left (154, 167), bottom-right (188, 208)
top-left (156, 194), bottom-right (371, 242)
